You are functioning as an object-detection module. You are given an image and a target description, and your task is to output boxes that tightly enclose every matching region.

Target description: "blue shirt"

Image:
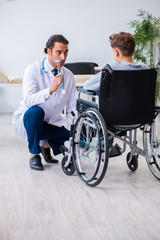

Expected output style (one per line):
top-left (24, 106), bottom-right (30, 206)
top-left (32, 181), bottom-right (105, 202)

top-left (83, 61), bottom-right (148, 91)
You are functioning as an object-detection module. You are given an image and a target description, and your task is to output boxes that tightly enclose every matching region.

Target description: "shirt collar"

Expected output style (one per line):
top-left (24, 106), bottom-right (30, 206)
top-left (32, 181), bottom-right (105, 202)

top-left (46, 58), bottom-right (55, 72)
top-left (46, 58), bottom-right (63, 73)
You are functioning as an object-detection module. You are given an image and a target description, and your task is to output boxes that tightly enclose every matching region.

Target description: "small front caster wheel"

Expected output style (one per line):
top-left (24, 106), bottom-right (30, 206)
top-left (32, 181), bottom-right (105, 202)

top-left (126, 152), bottom-right (138, 172)
top-left (61, 155), bottom-right (75, 176)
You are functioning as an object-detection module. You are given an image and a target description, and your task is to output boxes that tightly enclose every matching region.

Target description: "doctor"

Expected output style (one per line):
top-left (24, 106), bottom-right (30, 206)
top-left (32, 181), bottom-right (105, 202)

top-left (12, 34), bottom-right (77, 171)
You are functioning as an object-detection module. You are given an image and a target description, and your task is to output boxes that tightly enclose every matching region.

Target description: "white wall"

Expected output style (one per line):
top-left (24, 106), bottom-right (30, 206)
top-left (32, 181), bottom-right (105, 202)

top-left (0, 0), bottom-right (160, 75)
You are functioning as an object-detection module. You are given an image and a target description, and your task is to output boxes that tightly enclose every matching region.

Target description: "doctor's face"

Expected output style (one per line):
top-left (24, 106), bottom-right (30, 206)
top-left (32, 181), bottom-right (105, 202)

top-left (47, 42), bottom-right (69, 68)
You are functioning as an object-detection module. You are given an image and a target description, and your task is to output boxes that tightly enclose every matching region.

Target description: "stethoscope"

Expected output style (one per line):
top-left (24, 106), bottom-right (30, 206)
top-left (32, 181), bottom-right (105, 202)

top-left (41, 57), bottom-right (65, 95)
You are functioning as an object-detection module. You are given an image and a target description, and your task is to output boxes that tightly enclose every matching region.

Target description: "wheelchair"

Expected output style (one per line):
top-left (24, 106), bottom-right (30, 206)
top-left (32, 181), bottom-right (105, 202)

top-left (61, 62), bottom-right (160, 187)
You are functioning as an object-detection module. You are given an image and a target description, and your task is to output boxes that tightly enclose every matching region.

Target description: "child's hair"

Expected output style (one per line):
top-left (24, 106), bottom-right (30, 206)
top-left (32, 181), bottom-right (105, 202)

top-left (109, 32), bottom-right (135, 57)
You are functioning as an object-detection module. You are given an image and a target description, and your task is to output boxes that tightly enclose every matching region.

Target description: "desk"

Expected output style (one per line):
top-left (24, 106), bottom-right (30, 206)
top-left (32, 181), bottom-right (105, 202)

top-left (74, 74), bottom-right (95, 86)
top-left (8, 76), bottom-right (23, 83)
top-left (0, 75), bottom-right (95, 113)
top-left (8, 74), bottom-right (95, 85)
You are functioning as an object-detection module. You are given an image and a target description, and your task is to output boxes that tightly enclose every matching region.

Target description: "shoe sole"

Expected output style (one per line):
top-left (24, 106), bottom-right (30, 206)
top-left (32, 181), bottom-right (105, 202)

top-left (30, 165), bottom-right (44, 171)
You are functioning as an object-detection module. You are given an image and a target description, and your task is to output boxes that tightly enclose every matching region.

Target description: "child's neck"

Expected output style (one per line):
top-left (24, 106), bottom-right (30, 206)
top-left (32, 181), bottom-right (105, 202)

top-left (117, 56), bottom-right (136, 64)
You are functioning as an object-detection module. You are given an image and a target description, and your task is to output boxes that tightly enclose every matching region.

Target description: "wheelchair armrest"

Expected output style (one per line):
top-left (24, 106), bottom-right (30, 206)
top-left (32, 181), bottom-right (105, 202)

top-left (77, 87), bottom-right (97, 96)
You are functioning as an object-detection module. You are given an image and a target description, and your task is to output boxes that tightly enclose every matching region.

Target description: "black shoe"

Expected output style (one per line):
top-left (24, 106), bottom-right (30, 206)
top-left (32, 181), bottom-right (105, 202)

top-left (40, 146), bottom-right (59, 163)
top-left (109, 144), bottom-right (122, 158)
top-left (29, 155), bottom-right (43, 171)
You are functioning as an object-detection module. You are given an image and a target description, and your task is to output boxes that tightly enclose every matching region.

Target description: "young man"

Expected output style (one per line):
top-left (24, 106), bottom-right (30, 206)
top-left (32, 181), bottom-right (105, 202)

top-left (12, 34), bottom-right (77, 171)
top-left (84, 32), bottom-right (147, 91)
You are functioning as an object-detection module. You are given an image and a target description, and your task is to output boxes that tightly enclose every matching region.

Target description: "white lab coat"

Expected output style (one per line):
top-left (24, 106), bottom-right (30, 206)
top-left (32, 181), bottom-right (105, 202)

top-left (12, 58), bottom-right (77, 138)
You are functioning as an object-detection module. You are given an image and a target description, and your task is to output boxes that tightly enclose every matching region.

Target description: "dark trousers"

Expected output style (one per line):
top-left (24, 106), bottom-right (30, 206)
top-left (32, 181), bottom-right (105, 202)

top-left (23, 106), bottom-right (70, 155)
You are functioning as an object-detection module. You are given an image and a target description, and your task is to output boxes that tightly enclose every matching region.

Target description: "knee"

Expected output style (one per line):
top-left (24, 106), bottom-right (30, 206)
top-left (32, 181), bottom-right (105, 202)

top-left (23, 106), bottom-right (44, 125)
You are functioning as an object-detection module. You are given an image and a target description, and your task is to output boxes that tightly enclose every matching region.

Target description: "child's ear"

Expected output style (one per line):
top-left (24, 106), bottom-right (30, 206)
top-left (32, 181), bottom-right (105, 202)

top-left (115, 48), bottom-right (119, 57)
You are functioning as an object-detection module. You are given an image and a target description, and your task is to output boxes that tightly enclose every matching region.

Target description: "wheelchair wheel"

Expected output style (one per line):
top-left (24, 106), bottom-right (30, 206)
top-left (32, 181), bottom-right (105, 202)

top-left (72, 108), bottom-right (109, 187)
top-left (126, 152), bottom-right (138, 172)
top-left (61, 155), bottom-right (75, 176)
top-left (143, 110), bottom-right (160, 180)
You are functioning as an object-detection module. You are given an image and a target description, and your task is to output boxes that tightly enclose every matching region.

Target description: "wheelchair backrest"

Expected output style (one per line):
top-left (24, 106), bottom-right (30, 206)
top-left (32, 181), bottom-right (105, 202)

top-left (99, 66), bottom-right (157, 125)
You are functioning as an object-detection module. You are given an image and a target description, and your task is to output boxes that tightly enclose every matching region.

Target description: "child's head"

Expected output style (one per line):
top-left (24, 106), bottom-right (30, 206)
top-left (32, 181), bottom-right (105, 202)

top-left (109, 32), bottom-right (135, 59)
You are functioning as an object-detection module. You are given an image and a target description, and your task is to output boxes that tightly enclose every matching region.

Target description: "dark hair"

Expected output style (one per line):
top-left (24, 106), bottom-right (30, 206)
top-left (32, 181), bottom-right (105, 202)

top-left (44, 34), bottom-right (69, 54)
top-left (109, 32), bottom-right (135, 57)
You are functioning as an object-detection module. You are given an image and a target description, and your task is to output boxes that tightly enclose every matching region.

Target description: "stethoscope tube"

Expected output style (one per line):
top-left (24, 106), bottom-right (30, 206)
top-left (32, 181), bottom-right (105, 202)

top-left (41, 57), bottom-right (46, 75)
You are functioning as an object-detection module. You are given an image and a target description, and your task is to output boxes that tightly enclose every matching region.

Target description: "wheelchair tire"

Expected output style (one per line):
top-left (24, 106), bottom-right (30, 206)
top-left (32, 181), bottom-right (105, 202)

top-left (126, 152), bottom-right (138, 172)
top-left (61, 155), bottom-right (75, 176)
top-left (72, 108), bottom-right (109, 187)
top-left (143, 110), bottom-right (160, 180)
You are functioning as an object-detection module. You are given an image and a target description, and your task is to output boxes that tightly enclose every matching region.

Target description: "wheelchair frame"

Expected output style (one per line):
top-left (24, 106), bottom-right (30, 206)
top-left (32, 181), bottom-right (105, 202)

top-left (61, 63), bottom-right (160, 187)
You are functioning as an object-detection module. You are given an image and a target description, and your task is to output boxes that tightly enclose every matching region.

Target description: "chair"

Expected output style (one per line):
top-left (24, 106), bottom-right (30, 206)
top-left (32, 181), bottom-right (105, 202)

top-left (64, 62), bottom-right (98, 74)
top-left (61, 64), bottom-right (160, 187)
top-left (86, 62), bottom-right (99, 67)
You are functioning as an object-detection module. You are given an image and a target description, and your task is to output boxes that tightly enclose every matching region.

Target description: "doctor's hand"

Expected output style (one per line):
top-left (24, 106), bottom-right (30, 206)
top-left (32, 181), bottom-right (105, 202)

top-left (49, 74), bottom-right (63, 95)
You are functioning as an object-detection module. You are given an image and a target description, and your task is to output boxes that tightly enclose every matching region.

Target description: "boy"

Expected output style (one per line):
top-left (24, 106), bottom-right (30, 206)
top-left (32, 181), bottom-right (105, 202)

top-left (83, 32), bottom-right (147, 156)
top-left (84, 32), bottom-right (147, 91)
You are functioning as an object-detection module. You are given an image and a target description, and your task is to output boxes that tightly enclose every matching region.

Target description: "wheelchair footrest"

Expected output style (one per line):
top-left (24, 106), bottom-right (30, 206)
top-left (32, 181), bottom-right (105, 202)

top-left (60, 145), bottom-right (68, 156)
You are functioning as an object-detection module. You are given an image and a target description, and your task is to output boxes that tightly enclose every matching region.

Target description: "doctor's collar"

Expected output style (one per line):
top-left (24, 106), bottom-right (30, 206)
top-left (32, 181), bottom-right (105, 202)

top-left (46, 58), bottom-right (56, 71)
top-left (41, 57), bottom-right (63, 76)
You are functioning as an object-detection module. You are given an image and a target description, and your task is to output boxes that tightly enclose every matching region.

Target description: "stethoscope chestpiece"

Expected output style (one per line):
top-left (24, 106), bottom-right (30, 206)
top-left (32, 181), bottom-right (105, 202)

top-left (62, 89), bottom-right (66, 95)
